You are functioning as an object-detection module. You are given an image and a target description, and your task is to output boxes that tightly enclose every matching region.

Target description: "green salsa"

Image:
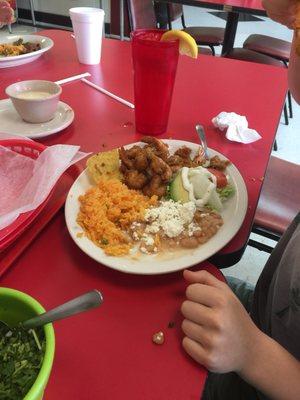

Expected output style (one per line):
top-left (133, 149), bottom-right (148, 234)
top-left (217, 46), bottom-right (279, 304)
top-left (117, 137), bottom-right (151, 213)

top-left (0, 324), bottom-right (45, 399)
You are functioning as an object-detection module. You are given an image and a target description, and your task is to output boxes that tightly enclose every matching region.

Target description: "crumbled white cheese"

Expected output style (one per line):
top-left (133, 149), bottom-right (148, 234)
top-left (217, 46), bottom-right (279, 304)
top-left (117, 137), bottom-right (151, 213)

top-left (144, 200), bottom-right (196, 238)
top-left (132, 231), bottom-right (139, 240)
top-left (187, 222), bottom-right (199, 236)
top-left (200, 213), bottom-right (209, 218)
top-left (132, 222), bottom-right (141, 228)
top-left (142, 234), bottom-right (154, 246)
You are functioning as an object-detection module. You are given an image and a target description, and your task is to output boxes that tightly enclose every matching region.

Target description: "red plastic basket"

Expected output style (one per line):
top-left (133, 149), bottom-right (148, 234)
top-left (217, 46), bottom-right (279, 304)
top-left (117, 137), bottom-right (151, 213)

top-left (0, 139), bottom-right (49, 251)
top-left (0, 139), bottom-right (46, 159)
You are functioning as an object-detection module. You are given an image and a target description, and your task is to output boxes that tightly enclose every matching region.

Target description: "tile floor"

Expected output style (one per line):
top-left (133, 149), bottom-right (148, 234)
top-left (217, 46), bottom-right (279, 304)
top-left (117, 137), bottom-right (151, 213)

top-left (1, 9), bottom-right (299, 285)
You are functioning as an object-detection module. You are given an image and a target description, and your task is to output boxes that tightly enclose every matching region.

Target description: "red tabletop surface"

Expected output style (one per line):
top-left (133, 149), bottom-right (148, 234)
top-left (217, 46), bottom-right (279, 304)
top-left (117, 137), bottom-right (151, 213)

top-left (1, 216), bottom-right (224, 399)
top-left (0, 29), bottom-right (286, 399)
top-left (0, 29), bottom-right (287, 257)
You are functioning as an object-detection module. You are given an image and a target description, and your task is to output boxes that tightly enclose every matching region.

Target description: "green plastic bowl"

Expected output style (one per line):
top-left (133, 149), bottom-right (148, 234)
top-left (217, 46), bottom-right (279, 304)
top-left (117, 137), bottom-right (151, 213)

top-left (0, 287), bottom-right (55, 400)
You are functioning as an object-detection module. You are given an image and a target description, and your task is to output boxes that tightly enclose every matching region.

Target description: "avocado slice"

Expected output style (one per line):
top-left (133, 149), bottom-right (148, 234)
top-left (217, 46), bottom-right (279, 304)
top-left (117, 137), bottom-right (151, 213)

top-left (169, 171), bottom-right (190, 203)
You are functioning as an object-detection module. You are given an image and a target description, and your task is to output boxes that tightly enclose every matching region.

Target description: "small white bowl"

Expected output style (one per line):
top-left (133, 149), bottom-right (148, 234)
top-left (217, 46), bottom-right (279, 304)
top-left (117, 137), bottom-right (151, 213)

top-left (5, 80), bottom-right (62, 124)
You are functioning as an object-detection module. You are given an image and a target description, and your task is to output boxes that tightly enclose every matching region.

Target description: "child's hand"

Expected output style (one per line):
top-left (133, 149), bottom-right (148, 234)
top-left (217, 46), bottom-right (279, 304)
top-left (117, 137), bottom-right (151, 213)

top-left (181, 269), bottom-right (262, 374)
top-left (262, 0), bottom-right (299, 29)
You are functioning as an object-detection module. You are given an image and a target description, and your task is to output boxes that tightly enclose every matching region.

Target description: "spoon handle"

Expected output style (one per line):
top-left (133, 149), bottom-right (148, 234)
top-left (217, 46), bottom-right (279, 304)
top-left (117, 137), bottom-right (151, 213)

top-left (22, 290), bottom-right (103, 329)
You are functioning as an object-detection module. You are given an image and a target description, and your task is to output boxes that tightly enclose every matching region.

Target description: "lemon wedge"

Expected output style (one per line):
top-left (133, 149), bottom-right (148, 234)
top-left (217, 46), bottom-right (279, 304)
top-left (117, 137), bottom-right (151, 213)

top-left (161, 30), bottom-right (198, 59)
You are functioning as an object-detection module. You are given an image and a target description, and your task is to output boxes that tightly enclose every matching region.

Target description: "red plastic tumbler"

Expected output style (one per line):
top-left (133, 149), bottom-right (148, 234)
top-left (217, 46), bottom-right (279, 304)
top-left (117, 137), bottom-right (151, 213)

top-left (131, 29), bottom-right (179, 135)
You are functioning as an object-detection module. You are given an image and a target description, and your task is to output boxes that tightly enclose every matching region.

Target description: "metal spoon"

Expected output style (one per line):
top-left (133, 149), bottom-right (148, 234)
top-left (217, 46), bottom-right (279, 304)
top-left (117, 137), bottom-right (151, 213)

top-left (0, 290), bottom-right (103, 333)
top-left (195, 124), bottom-right (210, 160)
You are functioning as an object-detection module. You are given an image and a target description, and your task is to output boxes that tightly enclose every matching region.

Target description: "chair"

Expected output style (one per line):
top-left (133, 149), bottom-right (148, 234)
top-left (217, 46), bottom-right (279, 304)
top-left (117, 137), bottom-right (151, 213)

top-left (126, 0), bottom-right (213, 55)
top-left (243, 34), bottom-right (293, 119)
top-left (8, 0), bottom-right (36, 33)
top-left (224, 48), bottom-right (285, 66)
top-left (127, 0), bottom-right (158, 31)
top-left (224, 48), bottom-right (289, 133)
top-left (248, 156), bottom-right (300, 253)
top-left (166, 3), bottom-right (225, 56)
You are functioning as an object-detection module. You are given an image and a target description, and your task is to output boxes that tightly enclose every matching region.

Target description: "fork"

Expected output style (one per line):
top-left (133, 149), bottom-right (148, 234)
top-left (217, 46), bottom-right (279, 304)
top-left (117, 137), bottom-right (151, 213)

top-left (195, 124), bottom-right (210, 160)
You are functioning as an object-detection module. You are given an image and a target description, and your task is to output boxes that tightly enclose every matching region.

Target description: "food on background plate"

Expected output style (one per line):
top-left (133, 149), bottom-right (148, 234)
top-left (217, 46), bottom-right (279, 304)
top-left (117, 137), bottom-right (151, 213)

top-left (77, 138), bottom-right (235, 257)
top-left (0, 38), bottom-right (41, 57)
top-left (0, 325), bottom-right (45, 399)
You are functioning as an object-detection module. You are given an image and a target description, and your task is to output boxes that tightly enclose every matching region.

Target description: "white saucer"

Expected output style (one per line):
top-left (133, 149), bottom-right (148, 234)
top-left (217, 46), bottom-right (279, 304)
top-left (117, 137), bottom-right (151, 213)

top-left (0, 99), bottom-right (74, 138)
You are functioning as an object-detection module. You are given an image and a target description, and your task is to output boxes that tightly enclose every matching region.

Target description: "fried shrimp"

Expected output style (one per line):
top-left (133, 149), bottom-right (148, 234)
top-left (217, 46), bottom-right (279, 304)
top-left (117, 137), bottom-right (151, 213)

top-left (119, 146), bottom-right (149, 171)
top-left (149, 154), bottom-right (172, 182)
top-left (166, 155), bottom-right (185, 173)
top-left (134, 150), bottom-right (148, 171)
top-left (124, 170), bottom-right (148, 189)
top-left (143, 175), bottom-right (167, 198)
top-left (119, 147), bottom-right (134, 169)
top-left (141, 136), bottom-right (169, 160)
top-left (119, 141), bottom-right (225, 198)
top-left (119, 140), bottom-right (172, 197)
top-left (209, 156), bottom-right (230, 170)
top-left (174, 146), bottom-right (192, 160)
top-left (193, 146), bottom-right (207, 165)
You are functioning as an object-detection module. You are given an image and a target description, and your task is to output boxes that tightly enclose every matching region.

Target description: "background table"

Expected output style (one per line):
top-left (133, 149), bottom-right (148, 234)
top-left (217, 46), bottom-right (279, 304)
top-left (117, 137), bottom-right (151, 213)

top-left (156, 0), bottom-right (266, 54)
top-left (0, 29), bottom-right (287, 266)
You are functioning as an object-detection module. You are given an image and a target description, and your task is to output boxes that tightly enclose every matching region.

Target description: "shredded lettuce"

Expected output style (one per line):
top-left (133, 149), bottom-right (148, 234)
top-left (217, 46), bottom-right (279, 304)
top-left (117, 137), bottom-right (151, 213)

top-left (165, 184), bottom-right (172, 200)
top-left (217, 185), bottom-right (235, 201)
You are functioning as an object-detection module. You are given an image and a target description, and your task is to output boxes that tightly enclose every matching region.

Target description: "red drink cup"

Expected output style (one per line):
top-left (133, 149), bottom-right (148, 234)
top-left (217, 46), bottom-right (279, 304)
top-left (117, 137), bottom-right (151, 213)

top-left (131, 29), bottom-right (179, 135)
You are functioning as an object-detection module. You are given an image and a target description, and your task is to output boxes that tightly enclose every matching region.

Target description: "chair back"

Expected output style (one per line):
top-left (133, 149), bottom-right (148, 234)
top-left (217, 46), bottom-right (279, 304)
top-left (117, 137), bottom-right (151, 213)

top-left (127, 0), bottom-right (157, 31)
top-left (168, 3), bottom-right (183, 21)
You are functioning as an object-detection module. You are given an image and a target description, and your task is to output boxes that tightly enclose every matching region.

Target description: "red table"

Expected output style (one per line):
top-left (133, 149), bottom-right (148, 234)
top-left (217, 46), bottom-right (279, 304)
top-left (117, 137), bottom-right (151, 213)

top-left (0, 29), bottom-right (287, 266)
top-left (0, 29), bottom-right (286, 398)
top-left (157, 0), bottom-right (266, 54)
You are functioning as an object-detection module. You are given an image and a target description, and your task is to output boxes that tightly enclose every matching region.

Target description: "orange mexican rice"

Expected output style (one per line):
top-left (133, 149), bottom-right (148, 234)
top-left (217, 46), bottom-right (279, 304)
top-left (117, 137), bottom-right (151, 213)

top-left (77, 178), bottom-right (157, 256)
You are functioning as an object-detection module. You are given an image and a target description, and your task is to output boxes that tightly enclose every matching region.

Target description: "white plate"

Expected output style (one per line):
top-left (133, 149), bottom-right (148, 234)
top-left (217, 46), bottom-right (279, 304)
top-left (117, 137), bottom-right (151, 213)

top-left (0, 99), bottom-right (74, 138)
top-left (65, 140), bottom-right (248, 275)
top-left (0, 34), bottom-right (53, 68)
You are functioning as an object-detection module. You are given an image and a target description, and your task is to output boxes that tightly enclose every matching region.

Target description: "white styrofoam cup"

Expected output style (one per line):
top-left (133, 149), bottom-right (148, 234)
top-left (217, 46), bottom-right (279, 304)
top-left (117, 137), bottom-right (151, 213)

top-left (69, 7), bottom-right (105, 65)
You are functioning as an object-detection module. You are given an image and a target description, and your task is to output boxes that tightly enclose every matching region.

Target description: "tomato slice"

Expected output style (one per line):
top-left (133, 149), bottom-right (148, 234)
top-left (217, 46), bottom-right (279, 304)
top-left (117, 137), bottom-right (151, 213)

top-left (207, 168), bottom-right (228, 188)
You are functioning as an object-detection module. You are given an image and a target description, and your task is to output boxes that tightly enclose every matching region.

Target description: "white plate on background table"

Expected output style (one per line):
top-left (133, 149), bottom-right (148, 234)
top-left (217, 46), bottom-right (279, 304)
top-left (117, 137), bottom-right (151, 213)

top-left (0, 99), bottom-right (74, 138)
top-left (0, 34), bottom-right (53, 68)
top-left (65, 140), bottom-right (248, 275)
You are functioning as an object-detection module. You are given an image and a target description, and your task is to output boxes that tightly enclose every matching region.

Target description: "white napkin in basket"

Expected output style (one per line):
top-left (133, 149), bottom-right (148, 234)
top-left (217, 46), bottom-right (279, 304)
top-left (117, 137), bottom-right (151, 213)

top-left (0, 144), bottom-right (88, 230)
top-left (212, 112), bottom-right (261, 144)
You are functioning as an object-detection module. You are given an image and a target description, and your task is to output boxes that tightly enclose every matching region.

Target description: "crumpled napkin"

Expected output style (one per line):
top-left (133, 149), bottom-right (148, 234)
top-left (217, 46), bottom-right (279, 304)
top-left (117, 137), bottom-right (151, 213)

top-left (0, 144), bottom-right (89, 230)
top-left (212, 112), bottom-right (262, 144)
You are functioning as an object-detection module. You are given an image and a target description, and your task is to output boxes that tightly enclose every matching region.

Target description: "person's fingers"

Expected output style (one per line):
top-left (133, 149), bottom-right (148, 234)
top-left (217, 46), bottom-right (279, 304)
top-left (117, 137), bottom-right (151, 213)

top-left (182, 337), bottom-right (211, 367)
top-left (269, 12), bottom-right (296, 25)
top-left (182, 318), bottom-right (214, 347)
top-left (181, 300), bottom-right (216, 326)
top-left (185, 282), bottom-right (228, 308)
top-left (183, 269), bottom-right (224, 288)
